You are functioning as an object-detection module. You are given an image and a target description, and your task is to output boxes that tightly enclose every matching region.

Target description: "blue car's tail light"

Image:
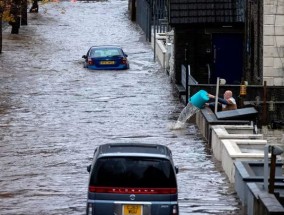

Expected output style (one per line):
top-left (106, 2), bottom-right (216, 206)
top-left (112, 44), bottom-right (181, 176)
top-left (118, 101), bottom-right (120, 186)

top-left (121, 57), bottom-right (128, 65)
top-left (88, 58), bottom-right (93, 65)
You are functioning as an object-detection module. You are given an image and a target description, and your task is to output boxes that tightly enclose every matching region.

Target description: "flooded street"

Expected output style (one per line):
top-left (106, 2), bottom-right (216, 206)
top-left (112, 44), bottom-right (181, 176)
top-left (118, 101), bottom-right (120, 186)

top-left (0, 1), bottom-right (243, 214)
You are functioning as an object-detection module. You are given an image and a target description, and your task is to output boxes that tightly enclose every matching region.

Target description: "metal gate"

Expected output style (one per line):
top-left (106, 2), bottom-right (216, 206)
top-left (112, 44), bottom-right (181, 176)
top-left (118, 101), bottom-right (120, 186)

top-left (136, 0), bottom-right (152, 42)
top-left (135, 0), bottom-right (169, 42)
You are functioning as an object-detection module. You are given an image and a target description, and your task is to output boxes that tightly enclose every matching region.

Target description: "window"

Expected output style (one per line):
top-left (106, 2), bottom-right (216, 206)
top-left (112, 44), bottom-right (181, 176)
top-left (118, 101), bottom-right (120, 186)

top-left (90, 157), bottom-right (177, 188)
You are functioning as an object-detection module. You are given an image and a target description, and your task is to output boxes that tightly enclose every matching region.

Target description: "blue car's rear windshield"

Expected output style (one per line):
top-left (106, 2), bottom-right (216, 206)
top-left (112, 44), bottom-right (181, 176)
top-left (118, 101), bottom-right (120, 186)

top-left (90, 157), bottom-right (177, 188)
top-left (90, 48), bottom-right (123, 58)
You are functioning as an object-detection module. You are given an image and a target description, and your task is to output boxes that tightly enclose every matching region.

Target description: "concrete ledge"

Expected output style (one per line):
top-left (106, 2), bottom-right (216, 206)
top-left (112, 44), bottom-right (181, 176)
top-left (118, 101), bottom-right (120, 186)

top-left (234, 160), bottom-right (284, 207)
top-left (175, 84), bottom-right (186, 96)
top-left (247, 183), bottom-right (284, 215)
top-left (221, 139), bottom-right (268, 183)
top-left (195, 107), bottom-right (251, 142)
top-left (151, 33), bottom-right (168, 69)
top-left (211, 125), bottom-right (263, 161)
top-left (155, 39), bottom-right (167, 69)
top-left (215, 107), bottom-right (258, 121)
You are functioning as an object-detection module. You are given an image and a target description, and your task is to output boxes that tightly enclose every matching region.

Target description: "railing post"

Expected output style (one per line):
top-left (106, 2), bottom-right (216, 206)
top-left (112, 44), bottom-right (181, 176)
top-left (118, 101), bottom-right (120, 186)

top-left (185, 65), bottom-right (189, 105)
top-left (215, 77), bottom-right (220, 113)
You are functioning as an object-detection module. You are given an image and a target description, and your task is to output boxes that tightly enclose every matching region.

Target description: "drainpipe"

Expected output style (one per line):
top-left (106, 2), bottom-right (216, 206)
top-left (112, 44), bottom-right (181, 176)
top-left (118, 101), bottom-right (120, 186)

top-left (269, 146), bottom-right (283, 194)
top-left (263, 145), bottom-right (283, 192)
top-left (269, 149), bottom-right (277, 194)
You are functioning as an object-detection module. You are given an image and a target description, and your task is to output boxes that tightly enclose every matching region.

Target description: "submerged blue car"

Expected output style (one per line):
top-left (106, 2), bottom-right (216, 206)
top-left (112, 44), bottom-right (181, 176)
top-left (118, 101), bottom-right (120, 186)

top-left (82, 45), bottom-right (129, 70)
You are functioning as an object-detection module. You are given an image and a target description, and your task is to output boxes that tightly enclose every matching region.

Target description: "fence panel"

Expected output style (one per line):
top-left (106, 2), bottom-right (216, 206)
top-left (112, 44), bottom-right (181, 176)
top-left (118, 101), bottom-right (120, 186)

top-left (136, 0), bottom-right (152, 42)
top-left (135, 0), bottom-right (169, 42)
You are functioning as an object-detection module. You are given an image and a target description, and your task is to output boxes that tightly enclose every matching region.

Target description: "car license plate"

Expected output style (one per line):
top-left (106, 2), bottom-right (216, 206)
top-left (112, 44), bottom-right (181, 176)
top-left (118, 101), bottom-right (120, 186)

top-left (123, 204), bottom-right (142, 215)
top-left (100, 61), bottom-right (115, 65)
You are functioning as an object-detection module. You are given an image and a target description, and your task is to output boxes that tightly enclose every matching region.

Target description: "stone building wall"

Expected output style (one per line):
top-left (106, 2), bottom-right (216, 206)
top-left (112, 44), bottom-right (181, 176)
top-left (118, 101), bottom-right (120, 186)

top-left (263, 0), bottom-right (284, 86)
top-left (245, 0), bottom-right (263, 85)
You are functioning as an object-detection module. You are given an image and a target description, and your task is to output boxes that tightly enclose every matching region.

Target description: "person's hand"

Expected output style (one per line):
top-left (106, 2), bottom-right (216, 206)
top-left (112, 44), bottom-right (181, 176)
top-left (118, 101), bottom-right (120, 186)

top-left (208, 94), bottom-right (215, 99)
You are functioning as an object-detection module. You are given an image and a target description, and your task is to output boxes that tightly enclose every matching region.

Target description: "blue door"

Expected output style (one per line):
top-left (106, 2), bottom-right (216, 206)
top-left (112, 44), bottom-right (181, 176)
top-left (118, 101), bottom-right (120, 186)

top-left (211, 34), bottom-right (243, 84)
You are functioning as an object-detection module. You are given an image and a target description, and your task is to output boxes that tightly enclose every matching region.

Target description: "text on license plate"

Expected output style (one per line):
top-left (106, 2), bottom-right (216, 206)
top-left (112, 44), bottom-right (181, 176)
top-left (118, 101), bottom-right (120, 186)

top-left (123, 204), bottom-right (142, 215)
top-left (100, 61), bottom-right (115, 65)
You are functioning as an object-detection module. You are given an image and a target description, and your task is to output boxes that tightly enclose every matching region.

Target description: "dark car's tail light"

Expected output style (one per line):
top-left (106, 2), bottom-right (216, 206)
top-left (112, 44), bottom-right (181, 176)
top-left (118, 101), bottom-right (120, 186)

top-left (88, 58), bottom-right (93, 65)
top-left (89, 186), bottom-right (177, 194)
top-left (121, 57), bottom-right (128, 65)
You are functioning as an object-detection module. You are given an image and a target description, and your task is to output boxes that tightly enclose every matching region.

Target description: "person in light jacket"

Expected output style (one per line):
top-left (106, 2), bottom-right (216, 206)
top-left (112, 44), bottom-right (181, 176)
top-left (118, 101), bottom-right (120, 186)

top-left (206, 90), bottom-right (237, 111)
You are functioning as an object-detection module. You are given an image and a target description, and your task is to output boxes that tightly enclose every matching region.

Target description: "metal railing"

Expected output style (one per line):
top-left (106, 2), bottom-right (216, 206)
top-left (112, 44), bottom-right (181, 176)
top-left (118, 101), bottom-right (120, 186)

top-left (180, 64), bottom-right (198, 104)
top-left (135, 0), bottom-right (169, 42)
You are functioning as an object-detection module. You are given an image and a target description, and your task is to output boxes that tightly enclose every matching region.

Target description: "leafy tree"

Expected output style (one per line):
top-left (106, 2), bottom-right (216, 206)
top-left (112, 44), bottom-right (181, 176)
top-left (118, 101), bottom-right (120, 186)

top-left (0, 0), bottom-right (28, 53)
top-left (0, 0), bottom-right (65, 53)
top-left (0, 0), bottom-right (13, 53)
top-left (0, 2), bottom-right (2, 53)
top-left (10, 0), bottom-right (22, 34)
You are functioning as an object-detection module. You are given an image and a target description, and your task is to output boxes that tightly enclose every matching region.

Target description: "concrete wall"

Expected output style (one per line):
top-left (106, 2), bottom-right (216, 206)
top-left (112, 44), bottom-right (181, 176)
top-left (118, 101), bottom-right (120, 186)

top-left (151, 33), bottom-right (167, 69)
top-left (151, 33), bottom-right (173, 71)
top-left (221, 139), bottom-right (268, 183)
top-left (234, 160), bottom-right (283, 209)
top-left (263, 0), bottom-right (284, 86)
top-left (247, 183), bottom-right (284, 215)
top-left (211, 125), bottom-right (263, 161)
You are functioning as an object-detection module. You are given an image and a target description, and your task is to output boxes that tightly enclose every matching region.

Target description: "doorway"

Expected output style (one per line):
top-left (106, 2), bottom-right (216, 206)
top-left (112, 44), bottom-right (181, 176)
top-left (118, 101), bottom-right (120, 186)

top-left (211, 33), bottom-right (243, 84)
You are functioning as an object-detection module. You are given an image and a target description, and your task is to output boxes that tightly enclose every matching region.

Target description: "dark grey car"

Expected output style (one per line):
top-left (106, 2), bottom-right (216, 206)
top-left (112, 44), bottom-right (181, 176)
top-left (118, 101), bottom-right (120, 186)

top-left (86, 143), bottom-right (179, 215)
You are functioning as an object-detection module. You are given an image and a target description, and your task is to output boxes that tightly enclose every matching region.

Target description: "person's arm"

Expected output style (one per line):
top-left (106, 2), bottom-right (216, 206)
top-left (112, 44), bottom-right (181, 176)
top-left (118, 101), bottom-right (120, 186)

top-left (217, 97), bottom-right (229, 105)
top-left (208, 94), bottom-right (229, 105)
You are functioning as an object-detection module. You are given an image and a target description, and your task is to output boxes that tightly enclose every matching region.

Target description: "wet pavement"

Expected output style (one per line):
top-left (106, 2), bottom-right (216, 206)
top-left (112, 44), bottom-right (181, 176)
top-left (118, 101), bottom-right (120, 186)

top-left (0, 1), bottom-right (244, 214)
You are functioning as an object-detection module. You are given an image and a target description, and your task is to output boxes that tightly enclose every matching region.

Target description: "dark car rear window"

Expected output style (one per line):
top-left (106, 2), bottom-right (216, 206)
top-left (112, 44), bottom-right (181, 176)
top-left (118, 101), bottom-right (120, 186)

top-left (90, 157), bottom-right (177, 188)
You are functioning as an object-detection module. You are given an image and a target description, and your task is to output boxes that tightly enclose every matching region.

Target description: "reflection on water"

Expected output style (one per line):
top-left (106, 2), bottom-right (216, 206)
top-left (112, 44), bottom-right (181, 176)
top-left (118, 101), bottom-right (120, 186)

top-left (172, 103), bottom-right (199, 130)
